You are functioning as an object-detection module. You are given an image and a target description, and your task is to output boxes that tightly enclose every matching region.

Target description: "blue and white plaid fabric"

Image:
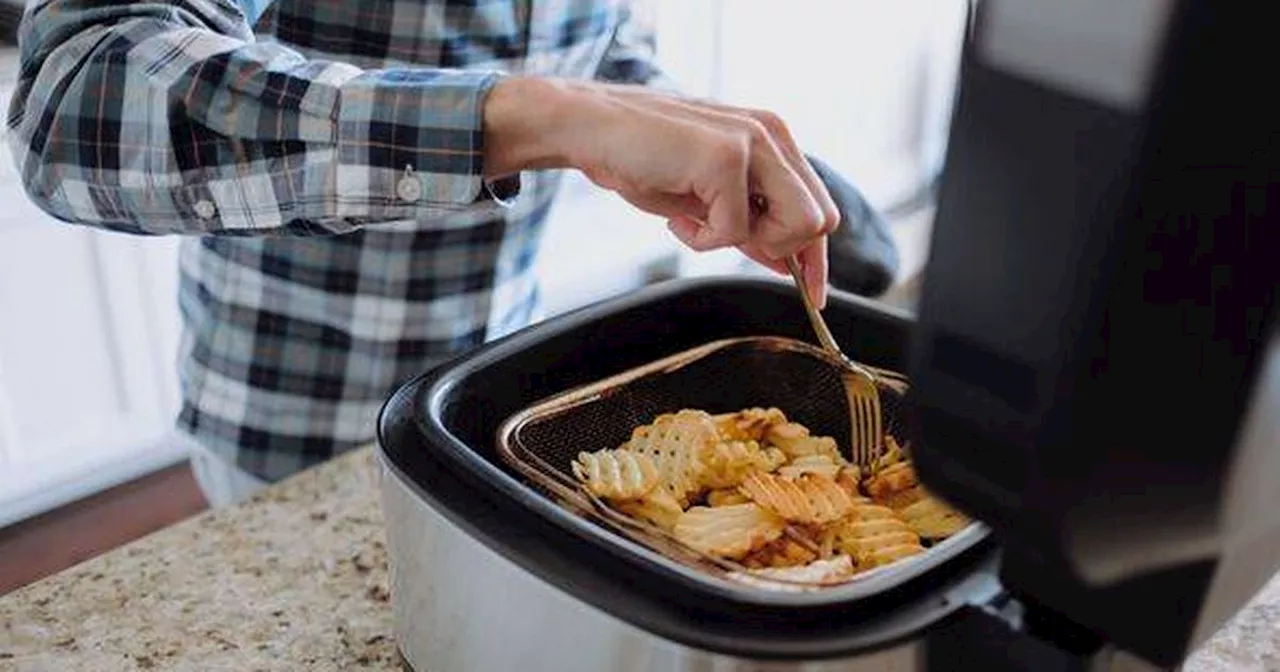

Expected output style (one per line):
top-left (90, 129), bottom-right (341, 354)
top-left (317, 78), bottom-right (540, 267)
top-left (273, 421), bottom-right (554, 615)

top-left (7, 0), bottom-right (672, 481)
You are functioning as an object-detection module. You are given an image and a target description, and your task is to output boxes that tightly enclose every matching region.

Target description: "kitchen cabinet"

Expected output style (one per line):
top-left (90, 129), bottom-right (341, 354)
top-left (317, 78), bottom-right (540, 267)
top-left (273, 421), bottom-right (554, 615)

top-left (0, 205), bottom-right (187, 529)
top-left (0, 50), bottom-right (185, 528)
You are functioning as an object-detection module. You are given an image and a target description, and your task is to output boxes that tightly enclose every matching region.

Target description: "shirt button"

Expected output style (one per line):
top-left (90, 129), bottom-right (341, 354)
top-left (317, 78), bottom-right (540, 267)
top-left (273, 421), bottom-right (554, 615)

top-left (194, 199), bottom-right (217, 220)
top-left (397, 174), bottom-right (423, 203)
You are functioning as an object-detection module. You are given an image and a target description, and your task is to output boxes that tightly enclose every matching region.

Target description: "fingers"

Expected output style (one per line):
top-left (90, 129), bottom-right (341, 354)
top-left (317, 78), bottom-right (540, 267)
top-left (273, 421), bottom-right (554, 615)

top-left (683, 105), bottom-right (830, 261)
top-left (737, 243), bottom-right (790, 276)
top-left (694, 136), bottom-right (752, 251)
top-left (564, 84), bottom-right (832, 272)
top-left (746, 110), bottom-right (840, 237)
top-left (738, 121), bottom-right (826, 259)
top-left (797, 236), bottom-right (830, 309)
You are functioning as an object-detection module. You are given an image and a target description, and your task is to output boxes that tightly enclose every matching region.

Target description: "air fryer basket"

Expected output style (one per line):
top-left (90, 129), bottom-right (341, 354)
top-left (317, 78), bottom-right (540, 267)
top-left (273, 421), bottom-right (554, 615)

top-left (496, 334), bottom-right (983, 592)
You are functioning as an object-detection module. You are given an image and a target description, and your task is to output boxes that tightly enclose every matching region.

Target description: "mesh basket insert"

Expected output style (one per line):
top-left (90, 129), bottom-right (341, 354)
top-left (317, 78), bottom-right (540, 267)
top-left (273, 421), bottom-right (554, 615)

top-left (496, 336), bottom-right (963, 591)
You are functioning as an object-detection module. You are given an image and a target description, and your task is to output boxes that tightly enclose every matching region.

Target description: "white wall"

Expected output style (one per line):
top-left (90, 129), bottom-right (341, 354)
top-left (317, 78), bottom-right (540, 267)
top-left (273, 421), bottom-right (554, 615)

top-left (649, 0), bottom-right (967, 278)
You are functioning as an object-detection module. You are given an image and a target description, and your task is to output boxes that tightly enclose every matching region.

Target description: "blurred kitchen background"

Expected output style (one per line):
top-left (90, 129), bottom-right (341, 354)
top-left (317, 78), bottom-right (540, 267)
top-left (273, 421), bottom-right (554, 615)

top-left (0, 0), bottom-right (968, 593)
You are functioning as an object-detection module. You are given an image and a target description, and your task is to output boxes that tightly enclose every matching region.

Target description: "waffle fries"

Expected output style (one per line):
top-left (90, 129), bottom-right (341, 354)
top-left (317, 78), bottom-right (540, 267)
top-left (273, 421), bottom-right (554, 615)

top-left (569, 407), bottom-right (970, 588)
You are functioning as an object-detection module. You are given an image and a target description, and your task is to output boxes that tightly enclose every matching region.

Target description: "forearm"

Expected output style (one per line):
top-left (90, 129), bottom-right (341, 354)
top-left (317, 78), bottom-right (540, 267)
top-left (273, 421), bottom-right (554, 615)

top-left (7, 0), bottom-right (511, 237)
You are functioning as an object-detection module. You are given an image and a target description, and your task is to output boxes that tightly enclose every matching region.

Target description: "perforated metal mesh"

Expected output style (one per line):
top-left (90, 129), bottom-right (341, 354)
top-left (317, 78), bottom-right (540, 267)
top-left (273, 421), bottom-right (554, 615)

top-left (493, 337), bottom-right (926, 587)
top-left (501, 338), bottom-right (908, 500)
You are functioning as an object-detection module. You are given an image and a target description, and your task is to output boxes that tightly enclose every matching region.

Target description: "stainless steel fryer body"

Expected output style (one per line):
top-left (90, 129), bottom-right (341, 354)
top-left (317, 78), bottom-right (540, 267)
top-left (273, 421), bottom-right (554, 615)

top-left (377, 449), bottom-right (924, 672)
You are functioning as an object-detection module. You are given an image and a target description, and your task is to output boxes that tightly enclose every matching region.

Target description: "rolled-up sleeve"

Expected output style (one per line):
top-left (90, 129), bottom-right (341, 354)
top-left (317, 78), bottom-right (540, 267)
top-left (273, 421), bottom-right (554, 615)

top-left (5, 0), bottom-right (510, 237)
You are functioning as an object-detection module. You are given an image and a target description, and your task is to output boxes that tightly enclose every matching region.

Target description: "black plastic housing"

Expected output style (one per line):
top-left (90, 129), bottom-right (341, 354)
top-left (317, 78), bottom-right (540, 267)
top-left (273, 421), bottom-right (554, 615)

top-left (908, 1), bottom-right (1280, 667)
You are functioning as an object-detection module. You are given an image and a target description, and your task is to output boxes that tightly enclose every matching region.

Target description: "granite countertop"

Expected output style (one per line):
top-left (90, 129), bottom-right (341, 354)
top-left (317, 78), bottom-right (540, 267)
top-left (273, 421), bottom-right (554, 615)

top-left (1, 445), bottom-right (1278, 671)
top-left (0, 448), bottom-right (397, 671)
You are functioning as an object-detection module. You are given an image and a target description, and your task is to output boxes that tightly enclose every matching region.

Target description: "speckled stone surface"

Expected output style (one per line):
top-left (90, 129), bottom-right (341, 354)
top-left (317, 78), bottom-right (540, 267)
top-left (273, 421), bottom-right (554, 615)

top-left (0, 448), bottom-right (397, 671)
top-left (0, 445), bottom-right (1276, 671)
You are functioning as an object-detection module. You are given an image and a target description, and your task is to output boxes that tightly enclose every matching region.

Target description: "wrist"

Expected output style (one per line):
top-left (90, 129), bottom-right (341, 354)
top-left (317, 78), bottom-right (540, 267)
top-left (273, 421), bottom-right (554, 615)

top-left (482, 76), bottom-right (584, 178)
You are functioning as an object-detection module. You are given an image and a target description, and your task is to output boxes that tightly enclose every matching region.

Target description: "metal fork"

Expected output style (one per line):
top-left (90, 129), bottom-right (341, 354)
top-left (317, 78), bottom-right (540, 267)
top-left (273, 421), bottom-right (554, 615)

top-left (785, 255), bottom-right (884, 467)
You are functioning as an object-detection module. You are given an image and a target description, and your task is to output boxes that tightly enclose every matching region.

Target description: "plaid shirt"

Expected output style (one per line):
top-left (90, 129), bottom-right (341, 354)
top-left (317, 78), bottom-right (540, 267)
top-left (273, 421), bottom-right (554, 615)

top-left (7, 0), bottom-right (673, 481)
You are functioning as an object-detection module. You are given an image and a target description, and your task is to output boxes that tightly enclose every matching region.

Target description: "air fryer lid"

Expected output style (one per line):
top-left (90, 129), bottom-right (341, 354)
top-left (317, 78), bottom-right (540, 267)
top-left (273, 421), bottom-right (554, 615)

top-left (906, 2), bottom-right (1280, 667)
top-left (378, 278), bottom-right (1000, 659)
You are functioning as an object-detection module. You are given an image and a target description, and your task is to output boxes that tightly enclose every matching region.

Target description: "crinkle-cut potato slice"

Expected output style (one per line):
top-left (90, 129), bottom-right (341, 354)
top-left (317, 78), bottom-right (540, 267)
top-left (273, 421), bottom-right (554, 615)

top-left (740, 534), bottom-right (820, 569)
top-left (672, 504), bottom-right (786, 559)
top-left (864, 461), bottom-right (918, 502)
top-left (835, 465), bottom-right (862, 499)
top-left (706, 488), bottom-right (751, 507)
top-left (765, 422), bottom-right (844, 462)
top-left (738, 472), bottom-right (857, 525)
top-left (834, 517), bottom-right (916, 547)
top-left (844, 499), bottom-right (899, 523)
top-left (833, 514), bottom-right (924, 569)
top-left (712, 407), bottom-right (788, 443)
top-left (879, 485), bottom-right (928, 511)
top-left (856, 543), bottom-right (927, 570)
top-left (613, 488), bottom-right (685, 533)
top-left (778, 454), bottom-right (842, 481)
top-left (899, 496), bottom-right (970, 540)
top-left (623, 409), bottom-right (720, 505)
top-left (701, 440), bottom-right (787, 489)
top-left (838, 531), bottom-right (921, 557)
top-left (571, 449), bottom-right (660, 500)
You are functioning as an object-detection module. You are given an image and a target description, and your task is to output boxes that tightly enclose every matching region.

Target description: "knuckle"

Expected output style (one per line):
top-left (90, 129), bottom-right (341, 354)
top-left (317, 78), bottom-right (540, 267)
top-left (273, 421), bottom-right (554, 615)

top-left (752, 110), bottom-right (788, 137)
top-left (739, 117), bottom-right (770, 145)
top-left (708, 136), bottom-right (748, 171)
top-left (798, 203), bottom-right (826, 234)
top-left (823, 206), bottom-right (842, 234)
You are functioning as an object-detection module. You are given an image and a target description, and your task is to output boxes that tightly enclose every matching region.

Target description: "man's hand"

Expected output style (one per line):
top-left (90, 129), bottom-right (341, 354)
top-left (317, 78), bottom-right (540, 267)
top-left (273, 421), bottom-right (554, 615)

top-left (483, 77), bottom-right (839, 308)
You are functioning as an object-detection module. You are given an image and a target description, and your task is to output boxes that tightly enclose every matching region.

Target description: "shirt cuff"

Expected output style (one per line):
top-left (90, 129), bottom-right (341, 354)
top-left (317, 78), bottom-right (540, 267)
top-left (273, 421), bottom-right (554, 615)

top-left (333, 68), bottom-right (520, 217)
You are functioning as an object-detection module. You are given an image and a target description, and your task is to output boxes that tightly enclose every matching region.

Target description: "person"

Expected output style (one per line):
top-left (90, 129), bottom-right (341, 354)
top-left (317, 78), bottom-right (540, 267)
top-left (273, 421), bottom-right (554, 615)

top-left (7, 0), bottom-right (864, 507)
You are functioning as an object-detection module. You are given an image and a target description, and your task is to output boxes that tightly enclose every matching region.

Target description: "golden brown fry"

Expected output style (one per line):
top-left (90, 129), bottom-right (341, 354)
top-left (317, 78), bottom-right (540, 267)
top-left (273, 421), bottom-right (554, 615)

top-left (701, 440), bottom-right (788, 489)
top-left (765, 421), bottom-right (844, 462)
top-left (741, 534), bottom-right (820, 569)
top-left (571, 449), bottom-right (660, 500)
top-left (857, 543), bottom-right (926, 570)
top-left (672, 504), bottom-right (786, 559)
top-left (839, 531), bottom-right (920, 556)
top-left (712, 407), bottom-right (788, 442)
top-left (705, 488), bottom-right (751, 507)
top-left (845, 500), bottom-right (900, 523)
top-left (738, 471), bottom-right (857, 525)
top-left (778, 454), bottom-right (843, 480)
top-left (623, 409), bottom-right (720, 506)
top-left (609, 409), bottom-right (968, 584)
top-left (833, 511), bottom-right (925, 570)
top-left (835, 465), bottom-right (862, 500)
top-left (613, 488), bottom-right (685, 533)
top-left (838, 517), bottom-right (913, 538)
top-left (898, 496), bottom-right (970, 540)
top-left (864, 461), bottom-right (918, 502)
top-left (878, 485), bottom-right (927, 511)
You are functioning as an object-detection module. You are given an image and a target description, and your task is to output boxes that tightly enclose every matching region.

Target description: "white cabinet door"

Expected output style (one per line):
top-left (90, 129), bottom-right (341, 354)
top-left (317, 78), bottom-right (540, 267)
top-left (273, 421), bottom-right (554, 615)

top-left (0, 50), bottom-right (186, 528)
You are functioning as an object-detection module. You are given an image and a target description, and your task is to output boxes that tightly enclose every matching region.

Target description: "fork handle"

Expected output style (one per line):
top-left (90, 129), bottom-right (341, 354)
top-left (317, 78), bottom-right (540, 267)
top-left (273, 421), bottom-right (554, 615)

top-left (785, 255), bottom-right (843, 356)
